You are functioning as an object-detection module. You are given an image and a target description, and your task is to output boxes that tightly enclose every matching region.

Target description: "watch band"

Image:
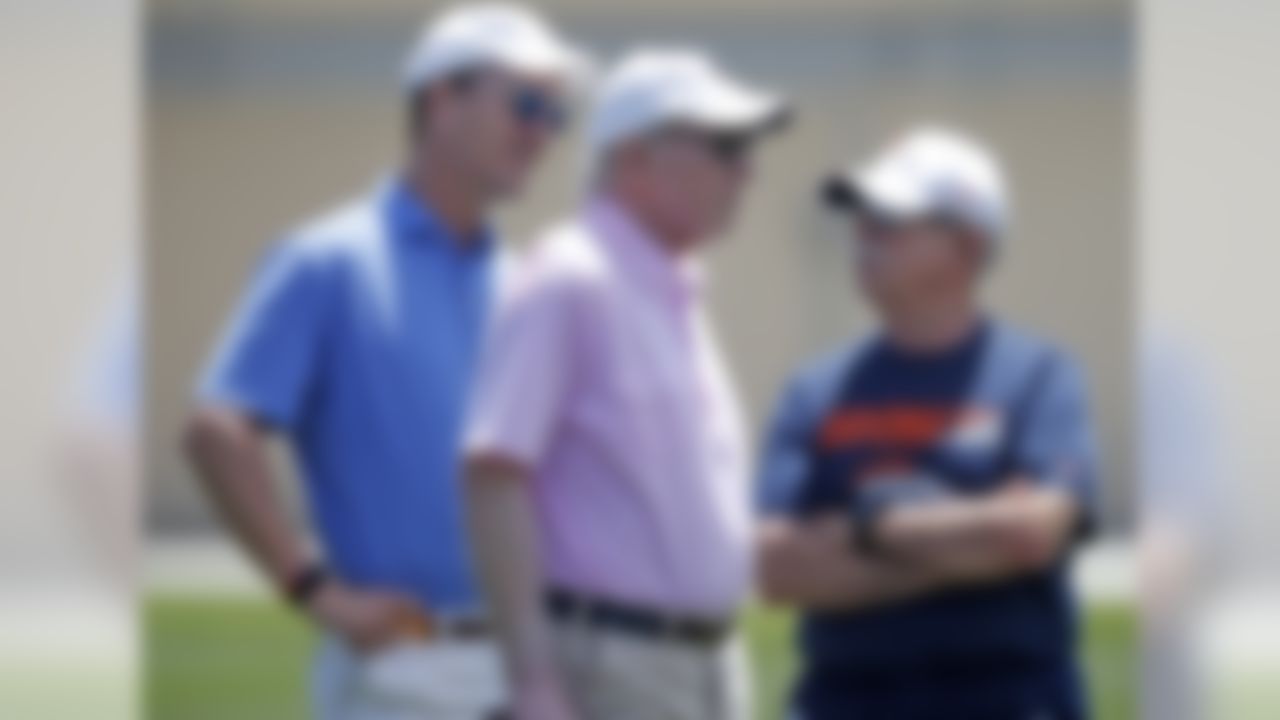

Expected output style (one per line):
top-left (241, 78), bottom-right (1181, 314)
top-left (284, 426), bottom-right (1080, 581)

top-left (849, 493), bottom-right (887, 555)
top-left (284, 564), bottom-right (330, 607)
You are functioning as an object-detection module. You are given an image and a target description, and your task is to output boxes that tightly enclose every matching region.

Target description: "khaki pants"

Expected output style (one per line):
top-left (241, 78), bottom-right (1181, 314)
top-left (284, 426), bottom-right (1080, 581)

top-left (552, 617), bottom-right (750, 720)
top-left (313, 634), bottom-right (506, 720)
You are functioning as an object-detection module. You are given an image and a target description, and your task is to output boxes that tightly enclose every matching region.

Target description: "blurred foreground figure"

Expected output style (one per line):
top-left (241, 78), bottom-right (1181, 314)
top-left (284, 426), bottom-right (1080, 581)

top-left (1139, 334), bottom-right (1224, 720)
top-left (63, 285), bottom-right (138, 590)
top-left (183, 5), bottom-right (586, 718)
top-left (465, 50), bottom-right (786, 720)
top-left (758, 128), bottom-right (1100, 720)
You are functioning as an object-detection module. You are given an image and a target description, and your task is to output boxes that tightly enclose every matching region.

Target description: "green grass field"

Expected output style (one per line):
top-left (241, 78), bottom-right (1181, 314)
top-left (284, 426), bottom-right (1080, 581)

top-left (146, 596), bottom-right (1134, 720)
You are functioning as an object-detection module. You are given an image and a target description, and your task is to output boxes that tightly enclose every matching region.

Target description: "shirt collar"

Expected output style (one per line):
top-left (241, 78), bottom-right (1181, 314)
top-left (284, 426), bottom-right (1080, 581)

top-left (877, 314), bottom-right (990, 364)
top-left (583, 194), bottom-right (705, 307)
top-left (381, 174), bottom-right (496, 254)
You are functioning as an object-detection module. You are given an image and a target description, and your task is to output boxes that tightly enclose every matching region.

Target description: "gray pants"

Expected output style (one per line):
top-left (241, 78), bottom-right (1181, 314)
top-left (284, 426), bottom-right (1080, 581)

top-left (312, 634), bottom-right (506, 720)
top-left (551, 617), bottom-right (750, 720)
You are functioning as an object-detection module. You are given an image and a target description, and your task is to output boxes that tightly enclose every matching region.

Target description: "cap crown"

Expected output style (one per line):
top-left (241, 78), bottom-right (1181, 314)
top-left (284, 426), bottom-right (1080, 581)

top-left (402, 2), bottom-right (586, 91)
top-left (868, 128), bottom-right (1009, 237)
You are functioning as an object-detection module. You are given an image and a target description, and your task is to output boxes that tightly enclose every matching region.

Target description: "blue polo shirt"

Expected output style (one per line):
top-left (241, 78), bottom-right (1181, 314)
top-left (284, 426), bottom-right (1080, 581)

top-left (759, 320), bottom-right (1100, 720)
top-left (200, 177), bottom-right (498, 612)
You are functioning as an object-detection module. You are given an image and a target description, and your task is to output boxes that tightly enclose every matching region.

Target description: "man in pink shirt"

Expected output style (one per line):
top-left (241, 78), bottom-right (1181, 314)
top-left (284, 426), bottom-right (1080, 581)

top-left (463, 49), bottom-right (787, 720)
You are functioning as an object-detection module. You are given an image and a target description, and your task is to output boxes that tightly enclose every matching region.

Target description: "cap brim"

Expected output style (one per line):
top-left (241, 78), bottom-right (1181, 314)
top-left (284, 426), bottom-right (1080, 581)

top-left (821, 173), bottom-right (899, 221)
top-left (820, 168), bottom-right (931, 223)
top-left (821, 173), bottom-right (860, 211)
top-left (683, 86), bottom-right (792, 138)
top-left (509, 45), bottom-right (593, 84)
top-left (493, 42), bottom-right (595, 90)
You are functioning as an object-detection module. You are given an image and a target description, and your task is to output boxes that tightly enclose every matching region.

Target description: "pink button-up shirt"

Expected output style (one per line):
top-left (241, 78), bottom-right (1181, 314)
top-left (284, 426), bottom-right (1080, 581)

top-left (465, 196), bottom-right (750, 616)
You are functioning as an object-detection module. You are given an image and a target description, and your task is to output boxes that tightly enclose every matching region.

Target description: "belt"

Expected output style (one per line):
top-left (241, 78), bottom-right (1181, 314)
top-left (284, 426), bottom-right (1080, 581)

top-left (400, 612), bottom-right (492, 641)
top-left (546, 588), bottom-right (732, 647)
top-left (434, 614), bottom-right (492, 640)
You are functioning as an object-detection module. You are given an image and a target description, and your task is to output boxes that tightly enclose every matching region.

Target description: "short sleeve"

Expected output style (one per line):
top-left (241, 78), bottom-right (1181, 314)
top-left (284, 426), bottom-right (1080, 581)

top-left (756, 372), bottom-right (819, 517)
top-left (1014, 353), bottom-right (1102, 535)
top-left (198, 241), bottom-right (336, 429)
top-left (464, 272), bottom-right (579, 469)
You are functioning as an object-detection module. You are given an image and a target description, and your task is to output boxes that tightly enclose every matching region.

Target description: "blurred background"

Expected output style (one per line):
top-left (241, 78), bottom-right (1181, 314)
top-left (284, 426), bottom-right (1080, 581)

top-left (0, 1), bottom-right (138, 718)
top-left (10, 0), bottom-right (1280, 719)
top-left (146, 1), bottom-right (1134, 719)
top-left (147, 0), bottom-right (1134, 537)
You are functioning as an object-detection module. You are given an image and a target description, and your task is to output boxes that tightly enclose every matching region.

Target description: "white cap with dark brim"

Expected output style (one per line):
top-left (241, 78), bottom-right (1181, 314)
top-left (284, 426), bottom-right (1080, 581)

top-left (824, 127), bottom-right (1010, 245)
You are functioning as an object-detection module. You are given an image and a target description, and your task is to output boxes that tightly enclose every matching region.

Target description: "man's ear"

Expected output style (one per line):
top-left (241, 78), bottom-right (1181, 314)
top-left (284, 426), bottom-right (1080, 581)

top-left (406, 90), bottom-right (429, 140)
top-left (612, 139), bottom-right (647, 171)
top-left (604, 140), bottom-right (654, 194)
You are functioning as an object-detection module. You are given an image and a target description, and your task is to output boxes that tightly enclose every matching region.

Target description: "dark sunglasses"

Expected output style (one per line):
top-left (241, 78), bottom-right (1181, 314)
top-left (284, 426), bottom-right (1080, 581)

top-left (690, 131), bottom-right (754, 165)
top-left (449, 71), bottom-right (568, 132)
top-left (508, 85), bottom-right (568, 131)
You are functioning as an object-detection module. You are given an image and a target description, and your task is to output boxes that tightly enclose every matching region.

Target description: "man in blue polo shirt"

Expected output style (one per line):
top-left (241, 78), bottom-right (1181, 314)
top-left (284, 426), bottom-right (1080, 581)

top-left (182, 6), bottom-right (587, 718)
top-left (757, 128), bottom-right (1100, 720)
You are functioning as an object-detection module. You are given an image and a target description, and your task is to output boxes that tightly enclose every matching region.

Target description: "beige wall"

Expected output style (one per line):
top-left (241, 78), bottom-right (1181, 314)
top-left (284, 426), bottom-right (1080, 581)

top-left (148, 1), bottom-right (1132, 530)
top-left (154, 0), bottom-right (1125, 19)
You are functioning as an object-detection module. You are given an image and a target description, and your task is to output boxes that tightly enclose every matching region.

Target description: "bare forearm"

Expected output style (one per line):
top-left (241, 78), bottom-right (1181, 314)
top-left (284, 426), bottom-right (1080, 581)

top-left (777, 552), bottom-right (945, 612)
top-left (758, 517), bottom-right (948, 612)
top-left (465, 459), bottom-right (558, 684)
top-left (183, 406), bottom-right (309, 587)
top-left (877, 486), bottom-right (1077, 580)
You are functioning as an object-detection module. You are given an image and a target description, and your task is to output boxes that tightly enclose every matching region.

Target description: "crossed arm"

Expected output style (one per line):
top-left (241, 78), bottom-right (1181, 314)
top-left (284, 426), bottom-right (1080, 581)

top-left (757, 482), bottom-right (1080, 612)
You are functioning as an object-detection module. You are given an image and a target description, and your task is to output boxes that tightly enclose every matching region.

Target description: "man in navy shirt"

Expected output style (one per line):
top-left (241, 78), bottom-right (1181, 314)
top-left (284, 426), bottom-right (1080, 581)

top-left (182, 6), bottom-right (587, 718)
top-left (757, 128), bottom-right (1100, 720)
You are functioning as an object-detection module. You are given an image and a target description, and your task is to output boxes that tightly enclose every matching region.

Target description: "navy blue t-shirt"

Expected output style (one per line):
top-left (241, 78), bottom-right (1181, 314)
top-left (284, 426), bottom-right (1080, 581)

top-left (758, 320), bottom-right (1100, 720)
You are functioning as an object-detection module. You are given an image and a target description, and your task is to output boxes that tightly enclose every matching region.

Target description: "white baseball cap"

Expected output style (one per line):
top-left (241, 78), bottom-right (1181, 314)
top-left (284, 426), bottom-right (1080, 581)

top-left (824, 127), bottom-right (1010, 243)
top-left (401, 3), bottom-right (591, 93)
top-left (586, 48), bottom-right (789, 161)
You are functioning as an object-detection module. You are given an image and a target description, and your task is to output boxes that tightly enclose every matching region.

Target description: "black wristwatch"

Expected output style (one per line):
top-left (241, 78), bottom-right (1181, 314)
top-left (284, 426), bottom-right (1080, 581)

top-left (850, 471), bottom-right (957, 555)
top-left (849, 494), bottom-right (889, 555)
top-left (284, 563), bottom-right (331, 607)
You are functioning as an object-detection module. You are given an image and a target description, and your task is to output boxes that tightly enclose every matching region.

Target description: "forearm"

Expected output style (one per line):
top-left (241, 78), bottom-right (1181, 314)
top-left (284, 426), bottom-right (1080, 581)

top-left (784, 552), bottom-right (945, 612)
top-left (877, 485), bottom-right (1077, 580)
top-left (183, 406), bottom-right (310, 588)
top-left (465, 458), bottom-right (558, 685)
top-left (758, 517), bottom-right (949, 612)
